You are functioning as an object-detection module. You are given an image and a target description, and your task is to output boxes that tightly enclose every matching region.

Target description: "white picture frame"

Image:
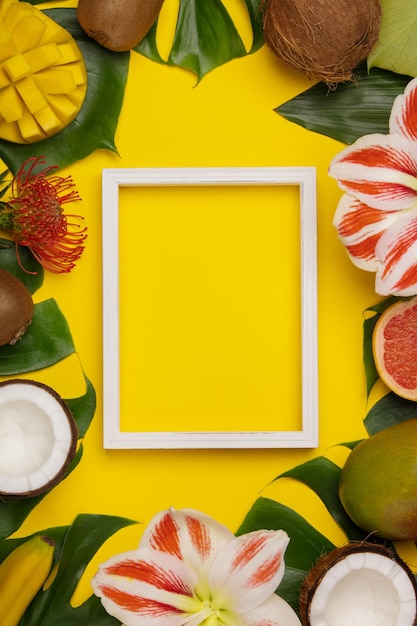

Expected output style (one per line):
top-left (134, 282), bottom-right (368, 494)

top-left (102, 167), bottom-right (318, 449)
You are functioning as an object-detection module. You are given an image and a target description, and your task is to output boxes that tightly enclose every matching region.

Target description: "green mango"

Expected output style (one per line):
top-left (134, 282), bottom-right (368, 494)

top-left (339, 418), bottom-right (417, 542)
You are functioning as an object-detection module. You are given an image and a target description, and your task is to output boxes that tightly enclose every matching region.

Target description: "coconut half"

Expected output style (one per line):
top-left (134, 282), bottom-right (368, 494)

top-left (0, 379), bottom-right (77, 497)
top-left (300, 543), bottom-right (417, 626)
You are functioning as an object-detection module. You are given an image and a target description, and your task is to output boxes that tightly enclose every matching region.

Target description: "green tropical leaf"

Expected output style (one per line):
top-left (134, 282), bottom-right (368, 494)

top-left (365, 392), bottom-right (417, 435)
top-left (19, 514), bottom-right (137, 626)
top-left (0, 237), bottom-right (44, 293)
top-left (368, 0), bottom-right (417, 77)
top-left (135, 19), bottom-right (166, 64)
top-left (237, 496), bottom-right (334, 568)
top-left (0, 298), bottom-right (74, 375)
top-left (277, 457), bottom-right (366, 541)
top-left (0, 493), bottom-right (48, 542)
top-left (65, 375), bottom-right (96, 438)
top-left (362, 297), bottom-right (398, 397)
top-left (237, 497), bottom-right (334, 612)
top-left (242, 0), bottom-right (264, 53)
top-left (276, 65), bottom-right (411, 144)
top-left (167, 0), bottom-right (247, 79)
top-left (136, 0), bottom-right (264, 81)
top-left (0, 9), bottom-right (129, 173)
top-left (339, 440), bottom-right (363, 450)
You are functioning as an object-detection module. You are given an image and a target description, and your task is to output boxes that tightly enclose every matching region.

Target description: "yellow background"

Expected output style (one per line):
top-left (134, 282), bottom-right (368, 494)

top-left (118, 183), bottom-right (302, 433)
top-left (7, 0), bottom-right (417, 604)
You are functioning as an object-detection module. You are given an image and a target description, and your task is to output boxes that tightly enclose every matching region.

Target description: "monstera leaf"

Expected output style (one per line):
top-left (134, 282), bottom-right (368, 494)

top-left (137, 0), bottom-right (264, 81)
top-left (368, 0), bottom-right (417, 77)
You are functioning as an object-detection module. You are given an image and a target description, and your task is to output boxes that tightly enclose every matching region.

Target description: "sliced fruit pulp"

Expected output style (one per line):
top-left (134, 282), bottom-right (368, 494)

top-left (0, 0), bottom-right (87, 144)
top-left (382, 304), bottom-right (417, 390)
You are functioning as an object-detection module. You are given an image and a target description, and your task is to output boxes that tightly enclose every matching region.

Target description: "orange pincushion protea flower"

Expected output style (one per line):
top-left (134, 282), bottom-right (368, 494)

top-left (0, 156), bottom-right (87, 273)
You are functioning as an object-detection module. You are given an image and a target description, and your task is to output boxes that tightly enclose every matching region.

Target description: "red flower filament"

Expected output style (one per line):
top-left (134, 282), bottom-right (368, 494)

top-left (0, 157), bottom-right (87, 273)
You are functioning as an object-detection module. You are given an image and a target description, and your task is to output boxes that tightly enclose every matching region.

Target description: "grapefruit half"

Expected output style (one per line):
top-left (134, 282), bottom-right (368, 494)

top-left (373, 297), bottom-right (417, 401)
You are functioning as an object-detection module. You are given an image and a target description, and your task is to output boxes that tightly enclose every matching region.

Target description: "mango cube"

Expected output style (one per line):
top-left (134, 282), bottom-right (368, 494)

top-left (34, 105), bottom-right (62, 135)
top-left (3, 52), bottom-right (30, 81)
top-left (3, 2), bottom-right (34, 32)
top-left (47, 93), bottom-right (78, 122)
top-left (0, 25), bottom-right (14, 62)
top-left (17, 109), bottom-right (45, 143)
top-left (55, 42), bottom-right (79, 65)
top-left (24, 43), bottom-right (62, 72)
top-left (0, 84), bottom-right (24, 122)
top-left (12, 14), bottom-right (46, 52)
top-left (0, 66), bottom-right (10, 89)
top-left (34, 68), bottom-right (76, 95)
top-left (15, 75), bottom-right (47, 113)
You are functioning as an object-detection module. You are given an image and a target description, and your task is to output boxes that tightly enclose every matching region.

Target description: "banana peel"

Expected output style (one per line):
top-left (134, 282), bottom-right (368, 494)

top-left (0, 534), bottom-right (55, 626)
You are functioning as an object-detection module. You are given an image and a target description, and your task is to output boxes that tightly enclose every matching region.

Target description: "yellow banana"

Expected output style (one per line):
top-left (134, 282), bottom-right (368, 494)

top-left (0, 534), bottom-right (55, 626)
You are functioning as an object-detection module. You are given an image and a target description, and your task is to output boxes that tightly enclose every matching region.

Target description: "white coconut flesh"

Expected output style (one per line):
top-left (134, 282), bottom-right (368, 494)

top-left (307, 551), bottom-right (417, 626)
top-left (0, 380), bottom-right (77, 496)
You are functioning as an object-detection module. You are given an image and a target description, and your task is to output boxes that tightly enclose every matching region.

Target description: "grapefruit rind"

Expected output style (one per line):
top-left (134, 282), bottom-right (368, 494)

top-left (372, 297), bottom-right (417, 402)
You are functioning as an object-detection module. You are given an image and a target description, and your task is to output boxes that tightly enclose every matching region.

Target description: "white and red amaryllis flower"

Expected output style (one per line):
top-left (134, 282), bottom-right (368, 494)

top-left (92, 507), bottom-right (301, 626)
top-left (329, 76), bottom-right (417, 296)
top-left (0, 156), bottom-right (86, 273)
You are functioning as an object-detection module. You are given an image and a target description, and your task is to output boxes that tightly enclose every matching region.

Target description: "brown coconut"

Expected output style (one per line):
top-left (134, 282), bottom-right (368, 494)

top-left (299, 542), bottom-right (417, 626)
top-left (263, 0), bottom-right (382, 86)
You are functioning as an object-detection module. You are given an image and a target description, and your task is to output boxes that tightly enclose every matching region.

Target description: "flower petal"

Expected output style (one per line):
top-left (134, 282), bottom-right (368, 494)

top-left (374, 212), bottom-right (417, 296)
top-left (333, 194), bottom-right (398, 271)
top-left (239, 593), bottom-right (301, 626)
top-left (329, 134), bottom-right (417, 211)
top-left (139, 508), bottom-right (234, 576)
top-left (390, 77), bottom-right (417, 143)
top-left (208, 530), bottom-right (289, 613)
top-left (92, 548), bottom-right (199, 626)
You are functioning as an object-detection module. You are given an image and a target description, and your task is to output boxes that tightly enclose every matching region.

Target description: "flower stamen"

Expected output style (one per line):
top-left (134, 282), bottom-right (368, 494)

top-left (0, 156), bottom-right (87, 274)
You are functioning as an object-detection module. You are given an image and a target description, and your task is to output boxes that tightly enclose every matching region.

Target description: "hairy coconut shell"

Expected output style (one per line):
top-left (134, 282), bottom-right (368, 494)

top-left (263, 0), bottom-right (382, 86)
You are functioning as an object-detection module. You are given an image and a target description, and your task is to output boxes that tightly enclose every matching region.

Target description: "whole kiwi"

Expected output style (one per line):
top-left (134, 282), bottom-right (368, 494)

top-left (0, 267), bottom-right (34, 347)
top-left (77, 0), bottom-right (165, 52)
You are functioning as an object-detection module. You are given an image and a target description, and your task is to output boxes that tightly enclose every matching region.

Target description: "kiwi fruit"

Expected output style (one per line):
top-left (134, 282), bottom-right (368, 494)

top-left (0, 267), bottom-right (34, 347)
top-left (77, 0), bottom-right (165, 52)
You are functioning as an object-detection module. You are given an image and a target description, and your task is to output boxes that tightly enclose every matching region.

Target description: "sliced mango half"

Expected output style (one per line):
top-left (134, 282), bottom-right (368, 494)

top-left (0, 0), bottom-right (87, 144)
